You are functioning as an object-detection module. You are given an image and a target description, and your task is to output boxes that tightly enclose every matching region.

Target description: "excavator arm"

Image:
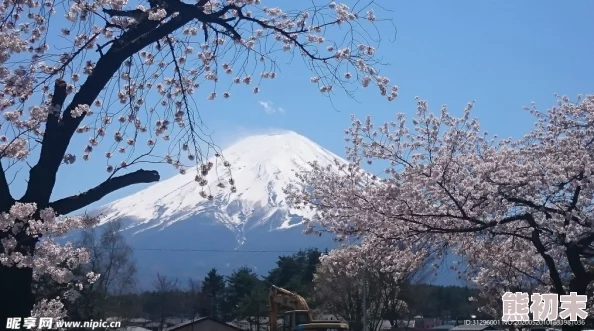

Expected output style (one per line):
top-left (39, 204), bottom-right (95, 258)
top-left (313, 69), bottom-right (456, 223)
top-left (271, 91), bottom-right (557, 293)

top-left (268, 285), bottom-right (313, 331)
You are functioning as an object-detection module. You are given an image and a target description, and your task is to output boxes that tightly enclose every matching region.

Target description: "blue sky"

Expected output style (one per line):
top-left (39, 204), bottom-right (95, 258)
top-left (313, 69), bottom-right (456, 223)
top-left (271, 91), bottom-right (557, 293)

top-left (8, 1), bottom-right (594, 216)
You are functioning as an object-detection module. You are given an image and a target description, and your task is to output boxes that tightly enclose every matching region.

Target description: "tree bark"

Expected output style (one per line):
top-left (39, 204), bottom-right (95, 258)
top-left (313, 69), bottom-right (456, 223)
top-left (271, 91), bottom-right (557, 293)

top-left (0, 266), bottom-right (35, 327)
top-left (562, 249), bottom-right (589, 331)
top-left (49, 169), bottom-right (160, 215)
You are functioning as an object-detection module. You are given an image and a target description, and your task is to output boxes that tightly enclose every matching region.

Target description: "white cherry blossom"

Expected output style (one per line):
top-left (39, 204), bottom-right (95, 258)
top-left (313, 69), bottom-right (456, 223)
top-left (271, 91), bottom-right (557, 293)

top-left (287, 95), bottom-right (594, 317)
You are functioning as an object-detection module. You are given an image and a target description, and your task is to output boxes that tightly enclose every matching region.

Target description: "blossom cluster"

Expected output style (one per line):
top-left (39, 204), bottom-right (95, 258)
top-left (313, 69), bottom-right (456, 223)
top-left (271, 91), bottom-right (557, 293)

top-left (286, 95), bottom-right (594, 315)
top-left (0, 203), bottom-right (100, 319)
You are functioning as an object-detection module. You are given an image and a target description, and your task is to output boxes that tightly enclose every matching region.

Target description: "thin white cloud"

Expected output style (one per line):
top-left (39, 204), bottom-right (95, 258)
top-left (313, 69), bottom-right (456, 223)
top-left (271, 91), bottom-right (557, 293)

top-left (259, 101), bottom-right (285, 114)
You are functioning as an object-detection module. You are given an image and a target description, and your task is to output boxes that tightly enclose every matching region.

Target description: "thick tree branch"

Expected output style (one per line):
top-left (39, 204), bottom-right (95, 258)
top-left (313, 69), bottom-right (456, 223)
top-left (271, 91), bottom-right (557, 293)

top-left (178, 3), bottom-right (241, 40)
top-left (566, 244), bottom-right (590, 287)
top-left (49, 169), bottom-right (160, 215)
top-left (436, 181), bottom-right (469, 219)
top-left (568, 185), bottom-right (581, 215)
top-left (46, 79), bottom-right (68, 134)
top-left (508, 195), bottom-right (590, 228)
top-left (21, 0), bottom-right (242, 206)
top-left (19, 80), bottom-right (67, 205)
top-left (102, 8), bottom-right (146, 19)
top-left (526, 214), bottom-right (566, 295)
top-left (575, 234), bottom-right (594, 260)
top-left (20, 12), bottom-right (171, 205)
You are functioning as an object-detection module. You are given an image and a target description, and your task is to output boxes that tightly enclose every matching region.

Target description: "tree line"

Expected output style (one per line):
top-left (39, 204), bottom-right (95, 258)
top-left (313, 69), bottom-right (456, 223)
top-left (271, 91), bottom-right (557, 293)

top-left (38, 221), bottom-right (486, 331)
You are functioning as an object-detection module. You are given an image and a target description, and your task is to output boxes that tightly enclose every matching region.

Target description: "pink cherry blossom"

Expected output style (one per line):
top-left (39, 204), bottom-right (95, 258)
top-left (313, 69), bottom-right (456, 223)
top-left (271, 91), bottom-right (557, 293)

top-left (0, 203), bottom-right (100, 320)
top-left (287, 95), bottom-right (594, 317)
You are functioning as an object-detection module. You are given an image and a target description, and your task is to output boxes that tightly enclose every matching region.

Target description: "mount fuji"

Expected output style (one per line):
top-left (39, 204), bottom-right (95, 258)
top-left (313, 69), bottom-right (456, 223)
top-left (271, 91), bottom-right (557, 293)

top-left (90, 131), bottom-right (346, 286)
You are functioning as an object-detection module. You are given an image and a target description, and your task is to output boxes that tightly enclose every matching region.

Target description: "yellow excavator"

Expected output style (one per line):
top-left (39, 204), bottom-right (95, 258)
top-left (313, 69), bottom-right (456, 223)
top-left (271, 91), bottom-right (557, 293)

top-left (268, 285), bottom-right (349, 331)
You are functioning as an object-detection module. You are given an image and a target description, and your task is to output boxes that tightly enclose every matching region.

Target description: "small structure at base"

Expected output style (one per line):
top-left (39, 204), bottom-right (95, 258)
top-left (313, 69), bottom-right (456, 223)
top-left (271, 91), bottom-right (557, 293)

top-left (165, 317), bottom-right (243, 331)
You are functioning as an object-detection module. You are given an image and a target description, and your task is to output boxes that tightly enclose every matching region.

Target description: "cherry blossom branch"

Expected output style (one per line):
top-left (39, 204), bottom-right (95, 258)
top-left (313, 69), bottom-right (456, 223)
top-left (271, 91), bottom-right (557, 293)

top-left (525, 214), bottom-right (566, 295)
top-left (165, 37), bottom-right (202, 174)
top-left (26, 0), bottom-right (373, 208)
top-left (49, 169), bottom-right (160, 215)
top-left (508, 196), bottom-right (590, 228)
top-left (21, 0), bottom-right (238, 205)
top-left (178, 3), bottom-right (242, 41)
top-left (497, 257), bottom-right (548, 286)
top-left (290, 95), bottom-right (594, 315)
top-left (232, 6), bottom-right (334, 61)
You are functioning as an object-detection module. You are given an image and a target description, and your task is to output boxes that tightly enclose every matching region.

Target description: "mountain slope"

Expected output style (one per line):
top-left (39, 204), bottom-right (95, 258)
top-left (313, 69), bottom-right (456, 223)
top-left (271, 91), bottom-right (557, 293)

top-left (97, 131), bottom-right (344, 238)
top-left (91, 131), bottom-right (346, 284)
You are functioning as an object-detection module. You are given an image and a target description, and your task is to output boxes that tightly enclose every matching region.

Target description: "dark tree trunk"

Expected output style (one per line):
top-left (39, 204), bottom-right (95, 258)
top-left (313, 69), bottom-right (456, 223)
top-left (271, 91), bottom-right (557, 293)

top-left (561, 273), bottom-right (589, 331)
top-left (0, 200), bottom-right (37, 327)
top-left (0, 266), bottom-right (35, 323)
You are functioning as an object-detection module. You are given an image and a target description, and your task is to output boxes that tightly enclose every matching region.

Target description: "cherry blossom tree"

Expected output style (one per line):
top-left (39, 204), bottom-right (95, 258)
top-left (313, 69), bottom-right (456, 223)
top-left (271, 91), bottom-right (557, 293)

top-left (3, 203), bottom-right (100, 324)
top-left (287, 95), bottom-right (594, 323)
top-left (314, 246), bottom-right (422, 331)
top-left (0, 0), bottom-right (397, 322)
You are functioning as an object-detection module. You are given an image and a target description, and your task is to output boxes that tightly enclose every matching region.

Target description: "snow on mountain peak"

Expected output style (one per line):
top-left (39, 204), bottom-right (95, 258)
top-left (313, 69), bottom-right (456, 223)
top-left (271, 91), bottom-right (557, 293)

top-left (97, 131), bottom-right (345, 236)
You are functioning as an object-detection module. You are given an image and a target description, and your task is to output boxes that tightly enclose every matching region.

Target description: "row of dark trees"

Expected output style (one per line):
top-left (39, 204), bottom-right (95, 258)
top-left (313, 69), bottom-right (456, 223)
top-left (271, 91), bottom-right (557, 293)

top-left (36, 221), bottom-right (484, 331)
top-left (108, 267), bottom-right (483, 331)
top-left (132, 248), bottom-right (324, 331)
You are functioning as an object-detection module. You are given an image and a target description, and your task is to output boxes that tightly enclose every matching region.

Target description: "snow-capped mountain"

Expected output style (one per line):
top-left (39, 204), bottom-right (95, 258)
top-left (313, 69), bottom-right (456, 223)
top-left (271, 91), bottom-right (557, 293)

top-left (97, 131), bottom-right (344, 240)
top-left (91, 131), bottom-right (346, 286)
